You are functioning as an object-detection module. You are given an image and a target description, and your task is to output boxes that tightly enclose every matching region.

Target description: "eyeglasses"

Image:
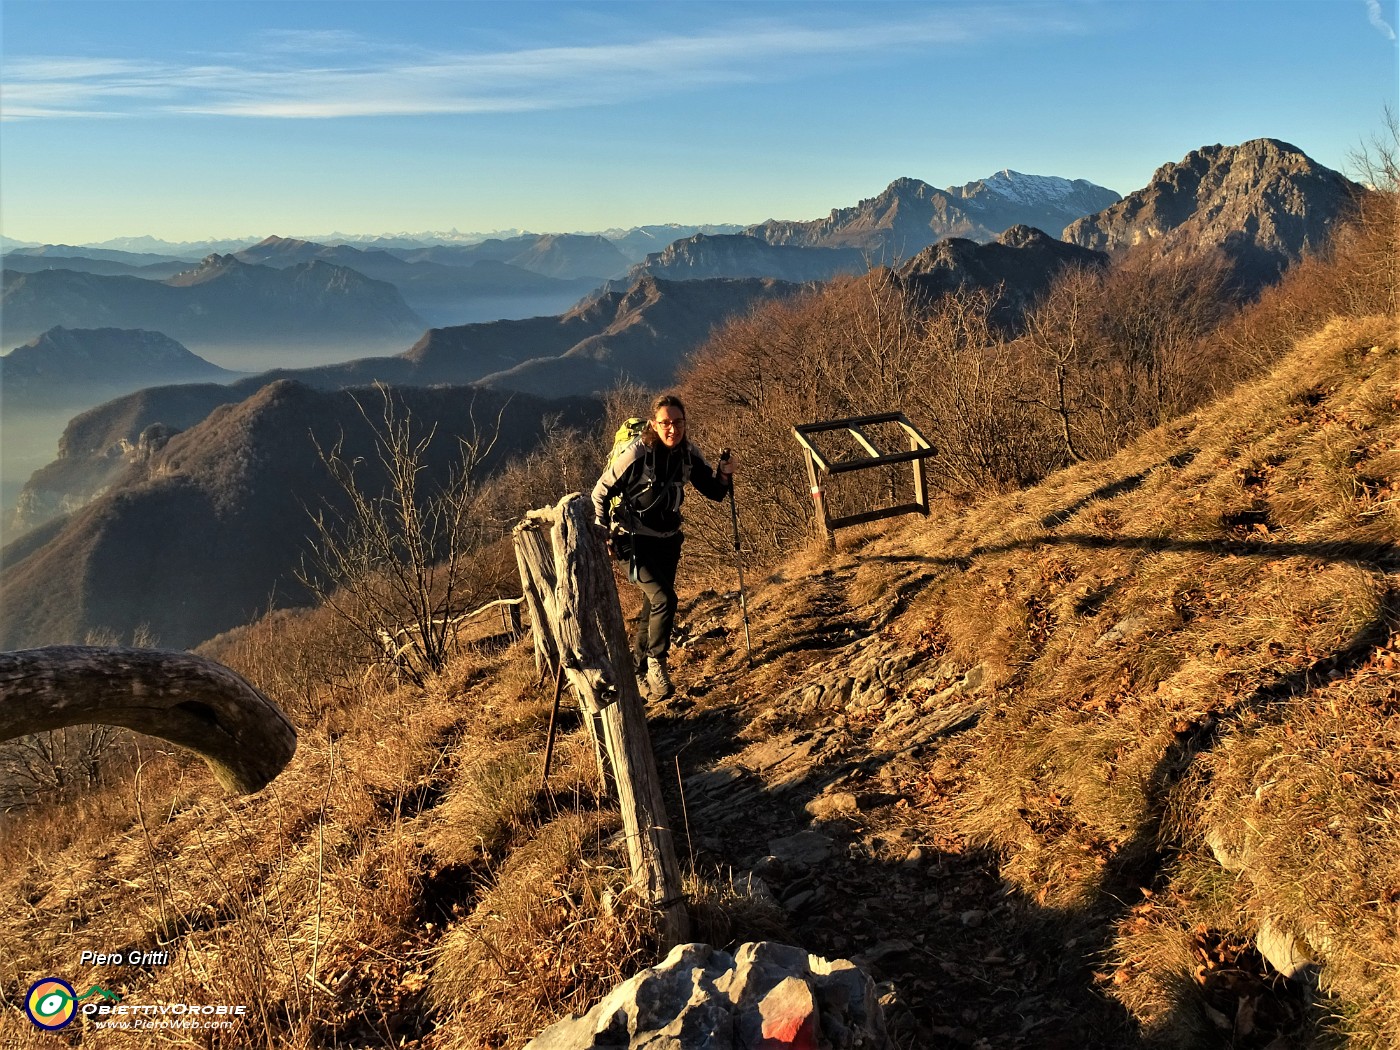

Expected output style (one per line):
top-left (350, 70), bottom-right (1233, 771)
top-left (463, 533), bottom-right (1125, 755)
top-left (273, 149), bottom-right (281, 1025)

top-left (654, 419), bottom-right (685, 430)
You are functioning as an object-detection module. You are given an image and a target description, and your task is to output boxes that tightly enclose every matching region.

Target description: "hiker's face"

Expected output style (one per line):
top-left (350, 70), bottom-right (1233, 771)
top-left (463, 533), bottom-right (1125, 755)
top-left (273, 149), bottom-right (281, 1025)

top-left (653, 409), bottom-right (685, 448)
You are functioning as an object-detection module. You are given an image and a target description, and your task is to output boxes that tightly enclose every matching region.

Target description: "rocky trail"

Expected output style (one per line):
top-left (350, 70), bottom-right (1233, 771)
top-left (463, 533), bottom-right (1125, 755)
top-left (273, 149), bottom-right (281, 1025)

top-left (628, 558), bottom-right (1311, 1050)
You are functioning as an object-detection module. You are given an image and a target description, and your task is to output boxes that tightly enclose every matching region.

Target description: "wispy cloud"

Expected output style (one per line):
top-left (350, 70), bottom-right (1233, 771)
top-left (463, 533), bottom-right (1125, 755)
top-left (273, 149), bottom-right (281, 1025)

top-left (1, 9), bottom-right (1082, 121)
top-left (1365, 0), bottom-right (1398, 40)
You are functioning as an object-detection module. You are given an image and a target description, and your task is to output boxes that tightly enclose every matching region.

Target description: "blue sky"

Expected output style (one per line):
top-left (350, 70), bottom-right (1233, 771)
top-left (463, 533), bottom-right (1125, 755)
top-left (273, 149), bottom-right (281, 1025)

top-left (1, 0), bottom-right (1396, 245)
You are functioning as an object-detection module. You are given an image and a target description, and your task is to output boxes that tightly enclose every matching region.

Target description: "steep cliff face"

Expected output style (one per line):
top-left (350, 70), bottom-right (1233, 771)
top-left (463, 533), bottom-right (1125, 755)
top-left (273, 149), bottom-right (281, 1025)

top-left (1062, 139), bottom-right (1365, 291)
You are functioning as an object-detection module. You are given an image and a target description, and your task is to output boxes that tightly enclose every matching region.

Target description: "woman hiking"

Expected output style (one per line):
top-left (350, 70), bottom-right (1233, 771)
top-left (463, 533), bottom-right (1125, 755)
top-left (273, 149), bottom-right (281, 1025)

top-left (591, 394), bottom-right (734, 699)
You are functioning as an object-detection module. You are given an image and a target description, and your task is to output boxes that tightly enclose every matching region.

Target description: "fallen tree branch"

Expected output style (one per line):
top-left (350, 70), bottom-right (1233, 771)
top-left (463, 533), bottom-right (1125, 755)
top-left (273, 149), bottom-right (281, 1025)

top-left (0, 646), bottom-right (297, 794)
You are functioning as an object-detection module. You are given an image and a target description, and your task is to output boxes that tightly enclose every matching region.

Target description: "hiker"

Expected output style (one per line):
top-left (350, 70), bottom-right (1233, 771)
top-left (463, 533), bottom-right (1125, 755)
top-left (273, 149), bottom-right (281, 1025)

top-left (591, 394), bottom-right (734, 699)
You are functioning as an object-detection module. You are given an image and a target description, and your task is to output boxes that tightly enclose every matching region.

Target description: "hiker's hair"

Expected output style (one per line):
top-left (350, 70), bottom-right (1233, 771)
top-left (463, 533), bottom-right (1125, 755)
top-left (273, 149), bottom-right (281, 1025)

top-left (643, 394), bottom-right (687, 447)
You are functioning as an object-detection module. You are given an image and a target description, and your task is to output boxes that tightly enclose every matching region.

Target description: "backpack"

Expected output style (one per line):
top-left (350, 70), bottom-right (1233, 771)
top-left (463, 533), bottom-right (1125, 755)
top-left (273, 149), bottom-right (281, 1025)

top-left (609, 418), bottom-right (649, 466)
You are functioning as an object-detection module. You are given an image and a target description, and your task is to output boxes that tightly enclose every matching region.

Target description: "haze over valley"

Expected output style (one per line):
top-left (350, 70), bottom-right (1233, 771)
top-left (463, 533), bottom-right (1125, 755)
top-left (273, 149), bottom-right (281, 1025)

top-left (0, 167), bottom-right (1129, 525)
top-left (0, 136), bottom-right (1373, 647)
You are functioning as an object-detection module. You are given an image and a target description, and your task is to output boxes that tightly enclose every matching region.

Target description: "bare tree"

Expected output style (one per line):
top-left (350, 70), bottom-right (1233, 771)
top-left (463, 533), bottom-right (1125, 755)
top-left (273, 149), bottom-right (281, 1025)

top-left (1347, 105), bottom-right (1400, 193)
top-left (1020, 250), bottom-right (1232, 463)
top-left (914, 288), bottom-right (1051, 493)
top-left (1342, 107), bottom-right (1400, 318)
top-left (299, 385), bottom-right (507, 686)
top-left (1022, 265), bottom-right (1100, 464)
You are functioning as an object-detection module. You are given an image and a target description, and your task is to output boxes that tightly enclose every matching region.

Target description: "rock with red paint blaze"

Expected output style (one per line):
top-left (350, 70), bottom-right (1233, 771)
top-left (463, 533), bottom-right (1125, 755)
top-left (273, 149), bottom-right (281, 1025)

top-left (524, 941), bottom-right (893, 1049)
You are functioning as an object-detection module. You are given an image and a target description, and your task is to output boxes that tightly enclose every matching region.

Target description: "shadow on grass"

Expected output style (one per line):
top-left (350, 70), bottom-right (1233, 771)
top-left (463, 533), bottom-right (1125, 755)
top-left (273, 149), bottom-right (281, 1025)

top-left (647, 734), bottom-right (1145, 1049)
top-left (631, 528), bottom-right (1397, 1047)
top-left (1038, 450), bottom-right (1200, 531)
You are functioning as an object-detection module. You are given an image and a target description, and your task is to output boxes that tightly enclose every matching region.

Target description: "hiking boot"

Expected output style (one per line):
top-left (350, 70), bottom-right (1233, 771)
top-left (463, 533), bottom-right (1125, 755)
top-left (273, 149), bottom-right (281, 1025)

top-left (634, 655), bottom-right (650, 698)
top-left (646, 657), bottom-right (674, 700)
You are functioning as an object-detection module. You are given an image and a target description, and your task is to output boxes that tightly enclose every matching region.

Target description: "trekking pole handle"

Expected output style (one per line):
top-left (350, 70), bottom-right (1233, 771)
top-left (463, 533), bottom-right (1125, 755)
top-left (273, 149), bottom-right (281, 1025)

top-left (719, 448), bottom-right (731, 461)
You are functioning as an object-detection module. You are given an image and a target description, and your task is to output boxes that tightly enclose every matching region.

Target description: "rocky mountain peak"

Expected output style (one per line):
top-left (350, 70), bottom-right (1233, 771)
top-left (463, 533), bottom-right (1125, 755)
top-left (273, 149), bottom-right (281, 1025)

top-left (1062, 138), bottom-right (1365, 291)
top-left (878, 177), bottom-right (938, 202)
top-left (168, 253), bottom-right (249, 285)
top-left (749, 172), bottom-right (1118, 259)
top-left (896, 226), bottom-right (1106, 324)
top-left (995, 224), bottom-right (1060, 249)
top-left (251, 234), bottom-right (317, 251)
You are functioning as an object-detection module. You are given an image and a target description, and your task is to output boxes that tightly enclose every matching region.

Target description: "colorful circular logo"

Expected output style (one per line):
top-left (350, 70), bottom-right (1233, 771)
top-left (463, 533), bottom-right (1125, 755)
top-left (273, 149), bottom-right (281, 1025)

top-left (25, 978), bottom-right (77, 1030)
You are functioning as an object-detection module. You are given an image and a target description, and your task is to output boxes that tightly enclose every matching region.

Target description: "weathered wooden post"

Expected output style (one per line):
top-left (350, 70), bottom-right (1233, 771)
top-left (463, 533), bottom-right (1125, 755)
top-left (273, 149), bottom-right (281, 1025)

top-left (514, 520), bottom-right (563, 680)
top-left (801, 445), bottom-right (835, 550)
top-left (513, 494), bottom-right (690, 948)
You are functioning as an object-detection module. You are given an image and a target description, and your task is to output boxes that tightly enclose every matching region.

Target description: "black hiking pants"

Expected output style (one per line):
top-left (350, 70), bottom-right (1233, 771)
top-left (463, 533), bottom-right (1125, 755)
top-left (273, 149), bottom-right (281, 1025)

top-left (630, 532), bottom-right (683, 663)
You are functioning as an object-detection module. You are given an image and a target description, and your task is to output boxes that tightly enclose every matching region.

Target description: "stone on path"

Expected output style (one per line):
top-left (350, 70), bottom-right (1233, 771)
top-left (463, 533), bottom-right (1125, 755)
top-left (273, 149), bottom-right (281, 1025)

top-left (524, 941), bottom-right (893, 1050)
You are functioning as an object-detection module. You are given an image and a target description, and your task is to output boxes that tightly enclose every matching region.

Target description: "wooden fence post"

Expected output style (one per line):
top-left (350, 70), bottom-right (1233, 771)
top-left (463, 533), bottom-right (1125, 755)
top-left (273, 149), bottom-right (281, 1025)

top-left (513, 494), bottom-right (690, 949)
top-left (803, 447), bottom-right (834, 550)
top-left (514, 521), bottom-right (563, 680)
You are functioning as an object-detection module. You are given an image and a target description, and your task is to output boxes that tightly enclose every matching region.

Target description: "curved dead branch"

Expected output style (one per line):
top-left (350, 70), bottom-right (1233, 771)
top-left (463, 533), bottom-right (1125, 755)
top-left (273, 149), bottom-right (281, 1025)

top-left (0, 646), bottom-right (297, 794)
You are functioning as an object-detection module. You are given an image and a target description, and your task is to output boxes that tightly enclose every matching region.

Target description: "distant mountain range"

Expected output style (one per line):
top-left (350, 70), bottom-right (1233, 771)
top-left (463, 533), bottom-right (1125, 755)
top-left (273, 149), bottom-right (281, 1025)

top-left (0, 224), bottom-right (750, 266)
top-left (606, 234), bottom-right (868, 288)
top-left (1, 171), bottom-right (1126, 368)
top-left (1063, 138), bottom-right (1365, 290)
top-left (0, 230), bottom-right (734, 341)
top-left (0, 382), bottom-right (601, 650)
top-left (748, 172), bottom-right (1122, 259)
top-left (1, 249), bottom-right (191, 279)
top-left (1, 255), bottom-right (423, 355)
top-left (230, 235), bottom-right (609, 325)
top-left (6, 274), bottom-right (799, 534)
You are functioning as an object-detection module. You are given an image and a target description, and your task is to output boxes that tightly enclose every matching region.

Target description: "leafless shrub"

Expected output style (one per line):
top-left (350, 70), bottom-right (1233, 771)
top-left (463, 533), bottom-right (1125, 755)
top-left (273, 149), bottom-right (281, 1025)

top-left (467, 414), bottom-right (599, 538)
top-left (298, 384), bottom-right (506, 686)
top-left (1020, 250), bottom-right (1234, 464)
top-left (198, 603), bottom-right (372, 727)
top-left (0, 726), bottom-right (132, 809)
top-left (909, 288), bottom-right (1054, 493)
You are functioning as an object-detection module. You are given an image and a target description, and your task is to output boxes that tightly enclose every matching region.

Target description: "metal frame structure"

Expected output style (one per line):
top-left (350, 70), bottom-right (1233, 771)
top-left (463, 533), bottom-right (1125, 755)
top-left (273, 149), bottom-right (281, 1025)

top-left (792, 411), bottom-right (936, 549)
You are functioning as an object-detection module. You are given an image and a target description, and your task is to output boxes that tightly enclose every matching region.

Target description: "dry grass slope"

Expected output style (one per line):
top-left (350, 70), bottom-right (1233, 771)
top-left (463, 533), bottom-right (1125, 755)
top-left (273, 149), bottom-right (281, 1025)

top-left (671, 312), bottom-right (1397, 1047)
top-left (0, 312), bottom-right (1394, 1049)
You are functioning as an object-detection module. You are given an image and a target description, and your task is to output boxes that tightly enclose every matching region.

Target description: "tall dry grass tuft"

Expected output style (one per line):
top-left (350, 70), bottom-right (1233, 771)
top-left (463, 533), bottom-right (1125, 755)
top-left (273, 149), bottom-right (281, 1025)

top-left (1, 603), bottom-right (598, 1048)
top-left (429, 811), bottom-right (651, 1048)
top-left (1185, 666), bottom-right (1400, 1047)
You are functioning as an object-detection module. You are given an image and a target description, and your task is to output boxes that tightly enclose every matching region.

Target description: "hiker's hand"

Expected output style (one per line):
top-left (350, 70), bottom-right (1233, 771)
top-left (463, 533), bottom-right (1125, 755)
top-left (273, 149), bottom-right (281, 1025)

top-left (718, 451), bottom-right (736, 479)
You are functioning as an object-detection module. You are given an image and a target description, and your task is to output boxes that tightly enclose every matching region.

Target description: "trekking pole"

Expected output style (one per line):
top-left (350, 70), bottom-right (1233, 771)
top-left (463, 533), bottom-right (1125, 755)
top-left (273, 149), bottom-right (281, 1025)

top-left (719, 449), bottom-right (754, 667)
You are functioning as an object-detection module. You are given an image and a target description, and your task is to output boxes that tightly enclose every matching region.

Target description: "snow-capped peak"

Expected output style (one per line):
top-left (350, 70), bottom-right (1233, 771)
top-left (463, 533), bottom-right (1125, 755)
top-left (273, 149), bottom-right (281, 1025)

top-left (954, 170), bottom-right (1084, 205)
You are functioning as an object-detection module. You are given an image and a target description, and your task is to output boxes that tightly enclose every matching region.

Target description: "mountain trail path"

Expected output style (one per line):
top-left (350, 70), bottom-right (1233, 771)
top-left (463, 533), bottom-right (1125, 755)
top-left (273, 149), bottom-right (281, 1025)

top-left (638, 568), bottom-right (1136, 1050)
